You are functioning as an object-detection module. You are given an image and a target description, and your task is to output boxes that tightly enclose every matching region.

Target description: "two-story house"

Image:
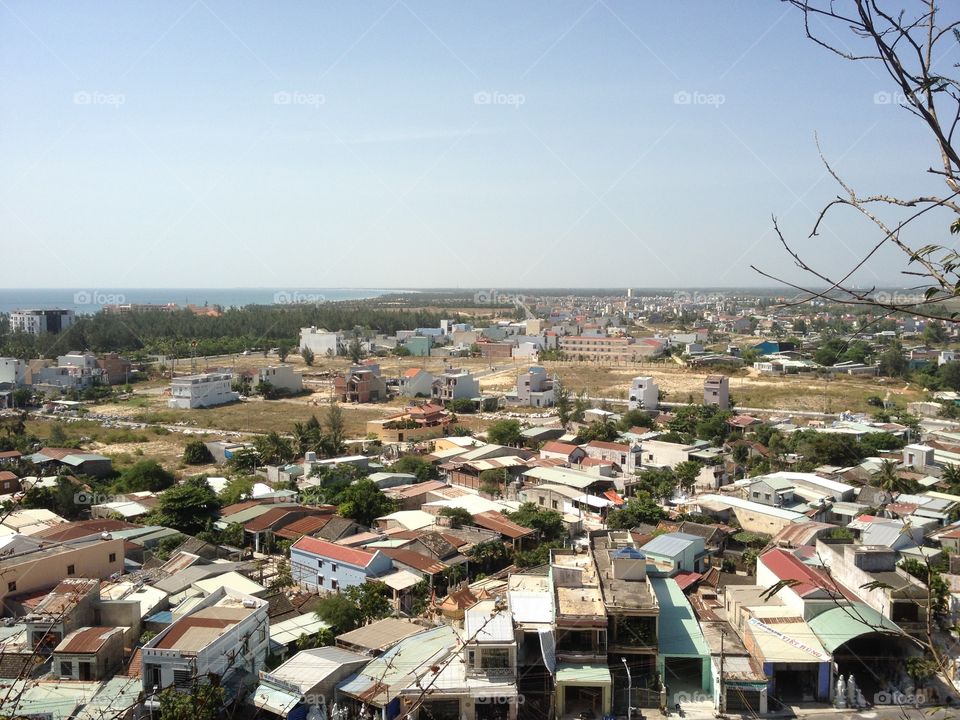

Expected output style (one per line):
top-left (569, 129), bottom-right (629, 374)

top-left (289, 536), bottom-right (393, 592)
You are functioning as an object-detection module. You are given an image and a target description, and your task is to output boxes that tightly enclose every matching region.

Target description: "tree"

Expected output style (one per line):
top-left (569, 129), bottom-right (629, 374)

top-left (754, 2), bottom-right (960, 322)
top-left (270, 558), bottom-right (293, 590)
top-left (941, 361), bottom-right (960, 392)
top-left (506, 503), bottom-right (565, 541)
top-left (479, 468), bottom-right (507, 497)
top-left (618, 409), bottom-right (657, 431)
top-left (348, 335), bottom-right (364, 364)
top-left (924, 322), bottom-right (948, 346)
top-left (390, 455), bottom-right (438, 482)
top-left (325, 401), bottom-right (346, 456)
top-left (555, 384), bottom-right (572, 426)
top-left (301, 346), bottom-right (315, 366)
top-left (254, 432), bottom-right (295, 465)
top-left (151, 476), bottom-right (220, 534)
top-left (277, 342), bottom-right (291, 362)
top-left (878, 343), bottom-right (908, 378)
top-left (486, 419), bottom-right (523, 446)
top-left (942, 462), bottom-right (960, 489)
top-left (673, 460), bottom-right (702, 493)
top-left (47, 422), bottom-right (70, 447)
top-left (183, 439), bottom-right (214, 465)
top-left (469, 540), bottom-right (512, 574)
top-left (606, 491), bottom-right (665, 529)
top-left (438, 506), bottom-right (474, 529)
top-left (345, 581), bottom-right (392, 623)
top-left (314, 593), bottom-right (363, 632)
top-left (157, 681), bottom-right (225, 720)
top-left (871, 459), bottom-right (918, 494)
top-left (218, 475), bottom-right (255, 505)
top-left (118, 459), bottom-right (177, 492)
top-left (337, 478), bottom-right (396, 527)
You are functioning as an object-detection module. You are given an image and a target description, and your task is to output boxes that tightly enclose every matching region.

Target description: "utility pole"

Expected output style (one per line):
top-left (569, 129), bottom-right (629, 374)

top-left (622, 656), bottom-right (632, 720)
top-left (719, 629), bottom-right (725, 715)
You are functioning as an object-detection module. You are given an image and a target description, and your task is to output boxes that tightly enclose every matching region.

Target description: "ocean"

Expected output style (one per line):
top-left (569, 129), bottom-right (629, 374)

top-left (0, 288), bottom-right (398, 315)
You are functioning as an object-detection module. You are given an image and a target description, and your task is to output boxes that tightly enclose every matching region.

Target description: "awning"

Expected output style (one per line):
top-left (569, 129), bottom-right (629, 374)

top-left (807, 603), bottom-right (910, 653)
top-left (538, 627), bottom-right (556, 674)
top-left (253, 683), bottom-right (302, 716)
top-left (575, 495), bottom-right (614, 509)
top-left (555, 663), bottom-right (612, 686)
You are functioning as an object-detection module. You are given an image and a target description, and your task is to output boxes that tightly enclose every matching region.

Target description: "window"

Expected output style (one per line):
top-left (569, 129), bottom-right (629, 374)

top-left (67, 564), bottom-right (75, 575)
top-left (538, 497), bottom-right (544, 505)
top-left (7, 581), bottom-right (15, 593)
top-left (317, 559), bottom-right (324, 568)
top-left (331, 579), bottom-right (339, 591)
top-left (173, 669), bottom-right (193, 690)
top-left (317, 575), bottom-right (325, 587)
top-left (60, 661), bottom-right (73, 677)
top-left (551, 501), bottom-right (558, 509)
top-left (752, 492), bottom-right (759, 499)
top-left (259, 627), bottom-right (266, 642)
top-left (331, 563), bottom-right (338, 573)
top-left (109, 553), bottom-right (116, 563)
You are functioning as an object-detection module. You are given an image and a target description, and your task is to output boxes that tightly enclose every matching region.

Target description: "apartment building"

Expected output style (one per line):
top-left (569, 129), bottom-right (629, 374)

top-left (431, 368), bottom-right (481, 402)
top-left (10, 309), bottom-right (76, 335)
top-left (559, 335), bottom-right (639, 362)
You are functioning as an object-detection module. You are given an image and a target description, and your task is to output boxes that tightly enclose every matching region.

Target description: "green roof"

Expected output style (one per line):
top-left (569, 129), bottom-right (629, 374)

top-left (807, 603), bottom-right (906, 653)
top-left (649, 577), bottom-right (710, 657)
top-left (556, 663), bottom-right (612, 685)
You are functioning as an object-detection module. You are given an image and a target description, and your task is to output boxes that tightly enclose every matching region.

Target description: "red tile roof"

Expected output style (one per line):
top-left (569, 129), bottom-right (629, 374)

top-left (759, 549), bottom-right (856, 600)
top-left (586, 440), bottom-right (630, 452)
top-left (0, 450), bottom-right (22, 459)
top-left (274, 515), bottom-right (333, 540)
top-left (402, 368), bottom-right (423, 378)
top-left (541, 442), bottom-right (581, 456)
top-left (472, 510), bottom-right (535, 539)
top-left (673, 571), bottom-right (702, 591)
top-left (380, 547), bottom-right (447, 574)
top-left (292, 535), bottom-right (378, 568)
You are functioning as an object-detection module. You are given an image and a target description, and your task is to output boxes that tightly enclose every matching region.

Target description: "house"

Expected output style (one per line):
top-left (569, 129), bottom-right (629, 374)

top-left (746, 476), bottom-right (795, 507)
top-left (366, 403), bottom-right (456, 442)
top-left (168, 372), bottom-right (238, 409)
top-left (628, 376), bottom-right (658, 411)
top-left (141, 588), bottom-right (269, 702)
top-left (290, 536), bottom-right (393, 592)
top-left (508, 366), bottom-right (555, 408)
top-left (550, 548), bottom-right (612, 718)
top-left (27, 447), bottom-right (113, 478)
top-left (540, 441), bottom-right (586, 464)
top-left (404, 335), bottom-right (433, 356)
top-left (432, 367), bottom-right (480, 402)
top-left (20, 578), bottom-right (101, 651)
top-left (592, 532), bottom-right (659, 703)
top-left (640, 532), bottom-right (708, 576)
top-left (53, 626), bottom-right (125, 681)
top-left (299, 327), bottom-right (340, 356)
top-left (256, 366), bottom-right (303, 394)
top-left (704, 375), bottom-right (729, 409)
top-left (695, 494), bottom-right (810, 535)
top-left (251, 646), bottom-right (369, 720)
top-left (97, 353), bottom-right (133, 385)
top-left (0, 470), bottom-right (22, 496)
top-left (398, 367), bottom-right (434, 397)
top-left (334, 364), bottom-right (387, 403)
top-left (583, 440), bottom-right (640, 474)
top-left (0, 357), bottom-right (27, 387)
top-left (0, 534), bottom-right (124, 606)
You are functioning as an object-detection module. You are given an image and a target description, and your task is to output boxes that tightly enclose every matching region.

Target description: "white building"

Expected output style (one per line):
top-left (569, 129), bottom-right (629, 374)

top-left (0, 358), bottom-right (26, 387)
top-left (399, 368), bottom-right (435, 397)
top-left (432, 368), bottom-right (481, 402)
top-left (299, 327), bottom-right (340, 357)
top-left (168, 372), bottom-right (238, 409)
top-left (257, 365), bottom-right (303, 394)
top-left (627, 376), bottom-right (658, 411)
top-left (10, 309), bottom-right (76, 335)
top-left (141, 587), bottom-right (269, 700)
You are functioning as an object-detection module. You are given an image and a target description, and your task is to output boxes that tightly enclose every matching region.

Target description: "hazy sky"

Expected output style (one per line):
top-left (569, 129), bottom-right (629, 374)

top-left (1, 1), bottom-right (952, 290)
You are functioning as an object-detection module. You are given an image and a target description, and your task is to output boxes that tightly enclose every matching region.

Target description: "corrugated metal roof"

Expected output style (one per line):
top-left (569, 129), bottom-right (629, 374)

top-left (465, 599), bottom-right (514, 642)
top-left (641, 532), bottom-right (701, 559)
top-left (807, 603), bottom-right (907, 653)
top-left (649, 577), bottom-right (710, 657)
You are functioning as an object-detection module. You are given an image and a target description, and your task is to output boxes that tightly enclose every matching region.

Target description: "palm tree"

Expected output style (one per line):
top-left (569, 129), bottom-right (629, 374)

top-left (871, 459), bottom-right (914, 494)
top-left (941, 463), bottom-right (960, 489)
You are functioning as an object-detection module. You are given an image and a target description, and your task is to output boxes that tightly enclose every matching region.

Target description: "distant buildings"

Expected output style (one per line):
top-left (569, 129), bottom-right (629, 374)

top-left (628, 376), bottom-right (659, 411)
top-left (10, 308), bottom-right (76, 335)
top-left (168, 372), bottom-right (238, 409)
top-left (299, 326), bottom-right (340, 357)
top-left (704, 375), bottom-right (729, 410)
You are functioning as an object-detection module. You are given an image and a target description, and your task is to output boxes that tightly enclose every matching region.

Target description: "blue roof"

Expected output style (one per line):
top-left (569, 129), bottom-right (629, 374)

top-left (611, 547), bottom-right (646, 560)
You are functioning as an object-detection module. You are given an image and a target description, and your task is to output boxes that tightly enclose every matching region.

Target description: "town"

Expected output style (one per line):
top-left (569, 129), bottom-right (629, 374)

top-left (0, 289), bottom-right (958, 720)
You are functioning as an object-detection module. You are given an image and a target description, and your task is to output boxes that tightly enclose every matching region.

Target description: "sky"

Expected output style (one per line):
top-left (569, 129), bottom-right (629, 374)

top-left (0, 1), bottom-right (953, 290)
